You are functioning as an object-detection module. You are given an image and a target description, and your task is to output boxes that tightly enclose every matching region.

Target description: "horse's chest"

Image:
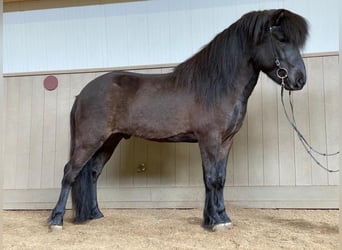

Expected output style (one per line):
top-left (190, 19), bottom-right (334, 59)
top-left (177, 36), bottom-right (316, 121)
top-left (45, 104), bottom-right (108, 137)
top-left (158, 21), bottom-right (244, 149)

top-left (224, 101), bottom-right (247, 136)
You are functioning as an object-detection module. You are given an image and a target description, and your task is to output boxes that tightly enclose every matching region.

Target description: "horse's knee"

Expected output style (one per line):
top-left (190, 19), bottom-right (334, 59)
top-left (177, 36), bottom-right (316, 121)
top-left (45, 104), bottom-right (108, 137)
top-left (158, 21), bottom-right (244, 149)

top-left (63, 162), bottom-right (72, 175)
top-left (204, 173), bottom-right (214, 190)
top-left (62, 165), bottom-right (83, 186)
top-left (205, 174), bottom-right (225, 190)
top-left (91, 168), bottom-right (101, 182)
top-left (62, 173), bottom-right (75, 186)
top-left (216, 172), bottom-right (226, 188)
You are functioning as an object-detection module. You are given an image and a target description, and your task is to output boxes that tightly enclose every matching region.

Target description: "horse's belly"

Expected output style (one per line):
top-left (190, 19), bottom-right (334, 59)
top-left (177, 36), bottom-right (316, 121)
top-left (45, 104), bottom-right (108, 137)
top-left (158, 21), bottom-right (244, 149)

top-left (115, 106), bottom-right (192, 141)
top-left (149, 132), bottom-right (198, 143)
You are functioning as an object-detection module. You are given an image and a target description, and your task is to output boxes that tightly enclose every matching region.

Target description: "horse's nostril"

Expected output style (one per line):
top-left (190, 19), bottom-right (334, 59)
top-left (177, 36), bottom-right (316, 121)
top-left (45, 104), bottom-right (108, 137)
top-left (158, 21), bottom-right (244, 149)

top-left (296, 77), bottom-right (305, 86)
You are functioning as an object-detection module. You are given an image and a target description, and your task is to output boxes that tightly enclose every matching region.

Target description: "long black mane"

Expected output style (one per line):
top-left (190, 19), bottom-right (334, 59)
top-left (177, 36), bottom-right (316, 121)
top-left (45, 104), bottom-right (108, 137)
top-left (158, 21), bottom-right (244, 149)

top-left (172, 9), bottom-right (308, 104)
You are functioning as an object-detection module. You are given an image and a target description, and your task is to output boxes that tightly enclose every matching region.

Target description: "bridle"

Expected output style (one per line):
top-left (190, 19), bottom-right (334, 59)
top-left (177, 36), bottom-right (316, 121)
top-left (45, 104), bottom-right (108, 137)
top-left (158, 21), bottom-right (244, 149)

top-left (269, 26), bottom-right (289, 86)
top-left (269, 26), bottom-right (339, 173)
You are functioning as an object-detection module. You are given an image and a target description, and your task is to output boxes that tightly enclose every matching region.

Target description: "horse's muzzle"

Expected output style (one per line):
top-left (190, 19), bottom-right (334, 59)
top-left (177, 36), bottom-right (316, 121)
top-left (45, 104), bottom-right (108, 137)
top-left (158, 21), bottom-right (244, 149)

top-left (286, 72), bottom-right (306, 90)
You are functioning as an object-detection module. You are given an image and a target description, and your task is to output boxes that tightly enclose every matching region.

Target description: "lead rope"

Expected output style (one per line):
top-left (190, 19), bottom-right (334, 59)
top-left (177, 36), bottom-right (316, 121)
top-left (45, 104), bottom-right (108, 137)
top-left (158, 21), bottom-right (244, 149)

top-left (279, 78), bottom-right (339, 173)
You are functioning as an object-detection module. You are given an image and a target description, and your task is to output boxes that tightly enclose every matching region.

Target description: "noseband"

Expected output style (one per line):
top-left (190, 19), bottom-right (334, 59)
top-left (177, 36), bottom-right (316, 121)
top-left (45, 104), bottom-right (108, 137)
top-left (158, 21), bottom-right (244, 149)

top-left (269, 26), bottom-right (288, 87)
top-left (269, 26), bottom-right (339, 173)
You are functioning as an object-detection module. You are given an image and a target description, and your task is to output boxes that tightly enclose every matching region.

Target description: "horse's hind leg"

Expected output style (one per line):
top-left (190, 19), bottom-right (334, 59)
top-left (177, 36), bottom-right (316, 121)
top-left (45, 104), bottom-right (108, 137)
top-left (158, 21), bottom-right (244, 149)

top-left (48, 161), bottom-right (73, 230)
top-left (72, 134), bottom-right (123, 222)
top-left (48, 142), bottom-right (104, 230)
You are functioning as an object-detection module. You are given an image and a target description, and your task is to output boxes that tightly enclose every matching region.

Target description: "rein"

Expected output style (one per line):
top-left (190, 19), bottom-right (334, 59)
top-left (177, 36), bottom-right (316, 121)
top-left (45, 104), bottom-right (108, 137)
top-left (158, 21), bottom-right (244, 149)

top-left (269, 26), bottom-right (339, 173)
top-left (280, 83), bottom-right (339, 173)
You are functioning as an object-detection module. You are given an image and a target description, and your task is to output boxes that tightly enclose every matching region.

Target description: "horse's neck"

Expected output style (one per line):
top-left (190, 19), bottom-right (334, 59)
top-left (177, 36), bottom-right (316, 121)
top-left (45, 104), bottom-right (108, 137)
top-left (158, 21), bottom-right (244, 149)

top-left (229, 66), bottom-right (260, 103)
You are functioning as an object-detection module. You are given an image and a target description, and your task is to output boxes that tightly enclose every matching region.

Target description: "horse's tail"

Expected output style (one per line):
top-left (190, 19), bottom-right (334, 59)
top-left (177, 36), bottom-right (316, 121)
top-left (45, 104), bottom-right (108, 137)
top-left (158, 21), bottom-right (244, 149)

top-left (70, 97), bottom-right (95, 223)
top-left (69, 96), bottom-right (77, 159)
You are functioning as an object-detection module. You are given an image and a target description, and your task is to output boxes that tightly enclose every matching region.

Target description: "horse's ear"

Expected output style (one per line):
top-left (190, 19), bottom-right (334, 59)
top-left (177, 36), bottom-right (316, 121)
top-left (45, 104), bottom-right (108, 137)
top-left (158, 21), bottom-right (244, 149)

top-left (270, 9), bottom-right (286, 26)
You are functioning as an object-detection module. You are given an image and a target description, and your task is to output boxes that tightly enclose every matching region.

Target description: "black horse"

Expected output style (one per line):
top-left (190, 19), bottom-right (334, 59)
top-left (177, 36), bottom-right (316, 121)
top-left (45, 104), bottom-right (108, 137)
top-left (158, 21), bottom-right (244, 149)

top-left (49, 9), bottom-right (308, 231)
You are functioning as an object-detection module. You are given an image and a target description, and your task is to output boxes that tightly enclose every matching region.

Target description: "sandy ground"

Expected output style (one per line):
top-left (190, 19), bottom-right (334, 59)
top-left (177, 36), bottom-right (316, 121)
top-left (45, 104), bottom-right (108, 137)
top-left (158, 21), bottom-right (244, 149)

top-left (3, 206), bottom-right (338, 250)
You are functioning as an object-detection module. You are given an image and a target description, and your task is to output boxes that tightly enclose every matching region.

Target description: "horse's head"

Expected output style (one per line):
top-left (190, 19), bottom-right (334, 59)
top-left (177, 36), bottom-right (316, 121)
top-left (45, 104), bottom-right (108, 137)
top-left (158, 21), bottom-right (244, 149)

top-left (252, 9), bottom-right (308, 90)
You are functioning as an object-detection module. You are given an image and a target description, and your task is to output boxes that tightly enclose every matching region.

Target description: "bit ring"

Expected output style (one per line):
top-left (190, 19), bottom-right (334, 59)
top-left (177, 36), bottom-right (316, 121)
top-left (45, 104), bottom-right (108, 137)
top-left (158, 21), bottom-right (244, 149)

top-left (276, 67), bottom-right (288, 79)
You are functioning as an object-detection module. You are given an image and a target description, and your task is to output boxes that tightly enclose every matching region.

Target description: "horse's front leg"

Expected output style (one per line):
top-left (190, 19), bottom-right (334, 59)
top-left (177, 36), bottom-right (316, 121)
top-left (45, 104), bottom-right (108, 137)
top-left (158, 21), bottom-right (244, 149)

top-left (199, 138), bottom-right (232, 231)
top-left (214, 156), bottom-right (232, 230)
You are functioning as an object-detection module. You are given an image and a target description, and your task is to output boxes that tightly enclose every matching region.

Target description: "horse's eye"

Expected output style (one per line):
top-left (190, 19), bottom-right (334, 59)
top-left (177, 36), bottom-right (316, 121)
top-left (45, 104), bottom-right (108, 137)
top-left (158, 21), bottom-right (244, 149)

top-left (274, 33), bottom-right (287, 43)
top-left (278, 37), bottom-right (287, 43)
top-left (270, 26), bottom-right (287, 43)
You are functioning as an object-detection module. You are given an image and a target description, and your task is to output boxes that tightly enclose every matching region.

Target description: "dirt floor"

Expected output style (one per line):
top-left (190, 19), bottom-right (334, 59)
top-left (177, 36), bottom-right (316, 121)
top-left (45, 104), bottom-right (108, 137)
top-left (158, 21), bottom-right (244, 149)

top-left (3, 206), bottom-right (339, 250)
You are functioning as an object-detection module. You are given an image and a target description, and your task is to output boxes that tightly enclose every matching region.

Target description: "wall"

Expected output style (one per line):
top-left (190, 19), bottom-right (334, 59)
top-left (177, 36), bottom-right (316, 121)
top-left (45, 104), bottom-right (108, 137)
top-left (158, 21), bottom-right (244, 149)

top-left (3, 53), bottom-right (339, 209)
top-left (3, 0), bottom-right (339, 209)
top-left (3, 0), bottom-right (339, 73)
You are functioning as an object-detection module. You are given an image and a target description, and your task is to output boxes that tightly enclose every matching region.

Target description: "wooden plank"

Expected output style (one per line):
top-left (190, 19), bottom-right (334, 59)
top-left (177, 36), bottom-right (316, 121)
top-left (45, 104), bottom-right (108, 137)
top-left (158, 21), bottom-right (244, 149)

top-left (3, 186), bottom-right (339, 209)
top-left (102, 140), bottom-right (121, 188)
top-left (133, 138), bottom-right (148, 187)
top-left (322, 56), bottom-right (339, 184)
top-left (40, 76), bottom-right (57, 188)
top-left (151, 187), bottom-right (204, 202)
top-left (15, 76), bottom-right (32, 189)
top-left (307, 57), bottom-right (328, 185)
top-left (189, 144), bottom-right (202, 186)
top-left (147, 141), bottom-right (161, 187)
top-left (175, 143), bottom-right (190, 186)
top-left (119, 138), bottom-right (135, 187)
top-left (294, 58), bottom-right (312, 185)
top-left (247, 77), bottom-right (264, 186)
top-left (54, 74), bottom-right (71, 187)
top-left (28, 75), bottom-right (45, 188)
top-left (277, 84), bottom-right (295, 186)
top-left (3, 77), bottom-right (19, 189)
top-left (0, 77), bottom-right (7, 195)
top-left (261, 74), bottom-right (279, 186)
top-left (160, 143), bottom-right (176, 186)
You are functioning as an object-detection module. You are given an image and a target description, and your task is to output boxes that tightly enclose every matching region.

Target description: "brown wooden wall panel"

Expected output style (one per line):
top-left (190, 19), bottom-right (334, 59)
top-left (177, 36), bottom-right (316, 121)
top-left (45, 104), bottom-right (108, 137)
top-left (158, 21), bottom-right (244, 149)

top-left (247, 76), bottom-right (263, 186)
top-left (262, 74), bottom-right (280, 186)
top-left (323, 56), bottom-right (339, 185)
top-left (3, 54), bottom-right (339, 209)
top-left (293, 58), bottom-right (312, 185)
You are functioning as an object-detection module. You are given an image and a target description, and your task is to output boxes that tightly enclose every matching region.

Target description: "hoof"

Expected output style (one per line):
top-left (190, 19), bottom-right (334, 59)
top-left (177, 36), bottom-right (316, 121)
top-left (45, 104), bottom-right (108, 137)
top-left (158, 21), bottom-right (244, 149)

top-left (90, 210), bottom-right (104, 220)
top-left (49, 224), bottom-right (63, 232)
top-left (212, 222), bottom-right (233, 231)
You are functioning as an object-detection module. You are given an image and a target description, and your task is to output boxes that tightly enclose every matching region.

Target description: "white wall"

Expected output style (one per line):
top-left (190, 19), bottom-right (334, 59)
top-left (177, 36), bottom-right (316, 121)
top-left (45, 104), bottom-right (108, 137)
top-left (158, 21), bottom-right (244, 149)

top-left (4, 0), bottom-right (339, 73)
